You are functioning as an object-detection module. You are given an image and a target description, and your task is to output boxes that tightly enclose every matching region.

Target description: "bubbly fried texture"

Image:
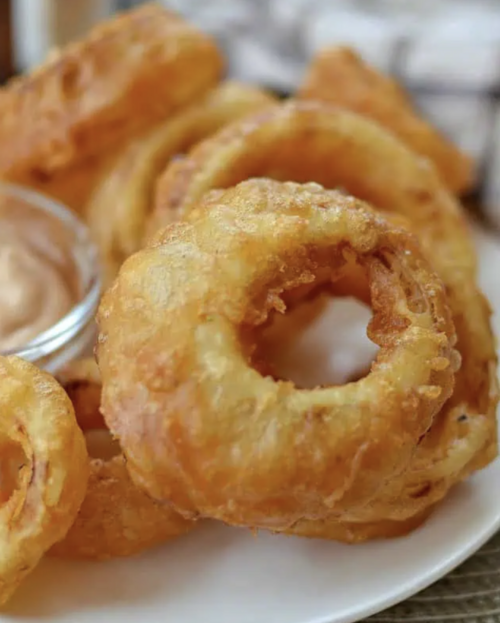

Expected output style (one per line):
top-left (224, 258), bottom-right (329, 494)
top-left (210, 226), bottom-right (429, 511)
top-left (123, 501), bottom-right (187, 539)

top-left (86, 81), bottom-right (276, 285)
top-left (98, 180), bottom-right (457, 530)
top-left (0, 2), bottom-right (223, 212)
top-left (298, 46), bottom-right (473, 194)
top-left (0, 357), bottom-right (88, 605)
top-left (52, 359), bottom-right (194, 560)
top-left (152, 101), bottom-right (498, 524)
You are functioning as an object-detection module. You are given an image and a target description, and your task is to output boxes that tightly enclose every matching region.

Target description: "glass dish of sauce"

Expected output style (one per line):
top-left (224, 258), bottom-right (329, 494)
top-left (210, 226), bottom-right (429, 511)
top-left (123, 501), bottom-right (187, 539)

top-left (0, 182), bottom-right (100, 373)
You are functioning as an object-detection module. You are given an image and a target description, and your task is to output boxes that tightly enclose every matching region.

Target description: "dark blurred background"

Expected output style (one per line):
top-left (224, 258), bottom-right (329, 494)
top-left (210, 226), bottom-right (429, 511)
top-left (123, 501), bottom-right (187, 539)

top-left (0, 0), bottom-right (12, 81)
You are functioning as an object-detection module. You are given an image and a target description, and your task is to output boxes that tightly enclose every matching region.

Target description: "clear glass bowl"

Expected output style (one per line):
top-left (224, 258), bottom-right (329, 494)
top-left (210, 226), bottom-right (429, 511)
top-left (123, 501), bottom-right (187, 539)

top-left (0, 182), bottom-right (101, 374)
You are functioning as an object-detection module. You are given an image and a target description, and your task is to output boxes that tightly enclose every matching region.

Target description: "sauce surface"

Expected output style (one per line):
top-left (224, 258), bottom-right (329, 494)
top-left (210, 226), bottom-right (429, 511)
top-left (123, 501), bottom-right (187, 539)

top-left (0, 218), bottom-right (76, 352)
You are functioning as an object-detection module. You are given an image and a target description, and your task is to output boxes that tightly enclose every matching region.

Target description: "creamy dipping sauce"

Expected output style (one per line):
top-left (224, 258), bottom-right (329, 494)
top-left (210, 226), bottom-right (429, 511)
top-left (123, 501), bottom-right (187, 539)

top-left (0, 210), bottom-right (77, 353)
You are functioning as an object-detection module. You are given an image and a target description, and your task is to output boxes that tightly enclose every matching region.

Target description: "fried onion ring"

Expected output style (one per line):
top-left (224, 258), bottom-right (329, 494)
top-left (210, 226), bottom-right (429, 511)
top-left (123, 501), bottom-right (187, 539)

top-left (151, 101), bottom-right (498, 523)
top-left (51, 358), bottom-right (194, 560)
top-left (0, 356), bottom-right (88, 605)
top-left (298, 46), bottom-right (473, 194)
top-left (0, 2), bottom-right (223, 212)
top-left (98, 179), bottom-right (457, 531)
top-left (86, 82), bottom-right (275, 285)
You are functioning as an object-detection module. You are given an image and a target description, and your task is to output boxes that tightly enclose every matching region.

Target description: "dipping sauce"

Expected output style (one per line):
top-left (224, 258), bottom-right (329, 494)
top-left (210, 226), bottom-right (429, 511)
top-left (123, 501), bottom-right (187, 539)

top-left (0, 197), bottom-right (78, 353)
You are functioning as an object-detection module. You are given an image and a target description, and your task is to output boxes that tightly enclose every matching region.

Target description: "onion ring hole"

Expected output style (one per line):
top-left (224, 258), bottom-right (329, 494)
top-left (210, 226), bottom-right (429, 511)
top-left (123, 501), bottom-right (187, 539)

top-left (0, 440), bottom-right (27, 504)
top-left (251, 274), bottom-right (379, 390)
top-left (85, 430), bottom-right (121, 461)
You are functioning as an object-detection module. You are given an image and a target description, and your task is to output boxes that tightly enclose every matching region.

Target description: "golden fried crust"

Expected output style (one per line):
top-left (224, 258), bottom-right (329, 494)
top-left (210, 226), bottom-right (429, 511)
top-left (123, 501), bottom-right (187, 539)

top-left (287, 506), bottom-right (434, 544)
top-left (52, 358), bottom-right (194, 560)
top-left (298, 47), bottom-right (473, 194)
top-left (86, 81), bottom-right (276, 286)
top-left (0, 357), bottom-right (88, 605)
top-left (50, 455), bottom-right (193, 560)
top-left (151, 101), bottom-right (497, 522)
top-left (98, 180), bottom-right (457, 530)
top-left (23, 152), bottom-right (119, 216)
top-left (0, 2), bottom-right (224, 207)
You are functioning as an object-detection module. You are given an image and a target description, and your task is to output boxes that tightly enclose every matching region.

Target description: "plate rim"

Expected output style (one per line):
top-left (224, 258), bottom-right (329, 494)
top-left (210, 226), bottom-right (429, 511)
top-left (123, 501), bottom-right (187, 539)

top-left (311, 499), bottom-right (500, 623)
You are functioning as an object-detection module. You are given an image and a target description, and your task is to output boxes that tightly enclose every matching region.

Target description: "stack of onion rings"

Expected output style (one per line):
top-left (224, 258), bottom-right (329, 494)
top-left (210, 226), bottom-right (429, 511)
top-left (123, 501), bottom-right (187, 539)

top-left (0, 357), bottom-right (88, 605)
top-left (51, 359), bottom-right (195, 560)
top-left (149, 101), bottom-right (497, 532)
top-left (98, 179), bottom-right (458, 533)
top-left (0, 2), bottom-right (494, 591)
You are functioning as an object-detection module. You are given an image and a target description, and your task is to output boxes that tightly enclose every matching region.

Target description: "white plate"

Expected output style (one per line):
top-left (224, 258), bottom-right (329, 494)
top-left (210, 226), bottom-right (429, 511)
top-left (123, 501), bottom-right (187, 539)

top-left (2, 226), bottom-right (499, 623)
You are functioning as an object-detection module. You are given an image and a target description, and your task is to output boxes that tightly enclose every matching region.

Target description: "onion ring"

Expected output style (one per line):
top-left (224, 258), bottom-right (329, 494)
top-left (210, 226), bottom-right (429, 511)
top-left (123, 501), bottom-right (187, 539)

top-left (51, 359), bottom-right (195, 560)
top-left (151, 101), bottom-right (497, 523)
top-left (0, 356), bottom-right (88, 605)
top-left (86, 82), bottom-right (275, 285)
top-left (98, 179), bottom-right (457, 530)
top-left (298, 46), bottom-right (473, 194)
top-left (0, 2), bottom-right (223, 212)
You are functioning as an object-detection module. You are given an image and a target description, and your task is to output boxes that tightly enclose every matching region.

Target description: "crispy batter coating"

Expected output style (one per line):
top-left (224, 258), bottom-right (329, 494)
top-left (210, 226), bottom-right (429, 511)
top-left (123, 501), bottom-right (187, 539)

top-left (86, 82), bottom-right (276, 285)
top-left (0, 2), bottom-right (223, 212)
top-left (286, 506), bottom-right (434, 544)
top-left (98, 180), bottom-right (457, 530)
top-left (0, 357), bottom-right (88, 605)
top-left (51, 359), bottom-right (194, 560)
top-left (298, 46), bottom-right (473, 194)
top-left (151, 101), bottom-right (498, 524)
